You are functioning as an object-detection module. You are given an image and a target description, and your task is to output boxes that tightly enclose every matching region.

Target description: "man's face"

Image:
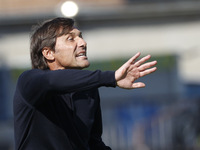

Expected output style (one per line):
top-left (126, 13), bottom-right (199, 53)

top-left (53, 28), bottom-right (90, 70)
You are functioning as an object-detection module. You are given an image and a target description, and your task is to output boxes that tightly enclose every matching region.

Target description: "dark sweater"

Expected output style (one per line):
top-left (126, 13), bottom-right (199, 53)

top-left (13, 69), bottom-right (116, 150)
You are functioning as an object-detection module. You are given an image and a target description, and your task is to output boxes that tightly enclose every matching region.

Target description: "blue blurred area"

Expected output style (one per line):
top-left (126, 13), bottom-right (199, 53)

top-left (0, 67), bottom-right (12, 121)
top-left (184, 84), bottom-right (200, 99)
top-left (0, 67), bottom-right (14, 150)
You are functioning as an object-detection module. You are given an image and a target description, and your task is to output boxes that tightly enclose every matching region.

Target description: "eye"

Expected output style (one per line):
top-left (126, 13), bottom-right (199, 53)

top-left (67, 36), bottom-right (74, 41)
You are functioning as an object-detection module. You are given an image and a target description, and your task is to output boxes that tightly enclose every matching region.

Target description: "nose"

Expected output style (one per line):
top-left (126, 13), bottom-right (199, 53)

top-left (78, 37), bottom-right (87, 49)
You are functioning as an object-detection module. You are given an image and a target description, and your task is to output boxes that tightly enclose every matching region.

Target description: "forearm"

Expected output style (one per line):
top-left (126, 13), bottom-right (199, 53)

top-left (46, 69), bottom-right (116, 92)
top-left (18, 69), bottom-right (116, 102)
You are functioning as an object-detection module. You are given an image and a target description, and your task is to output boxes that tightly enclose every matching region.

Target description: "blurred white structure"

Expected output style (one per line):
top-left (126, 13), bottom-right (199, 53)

top-left (60, 1), bottom-right (79, 17)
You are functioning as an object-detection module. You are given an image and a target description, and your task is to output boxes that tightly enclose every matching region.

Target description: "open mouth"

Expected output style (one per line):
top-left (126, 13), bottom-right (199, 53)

top-left (76, 52), bottom-right (87, 58)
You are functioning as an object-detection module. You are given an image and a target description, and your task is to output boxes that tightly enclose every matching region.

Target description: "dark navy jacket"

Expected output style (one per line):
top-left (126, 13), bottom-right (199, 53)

top-left (13, 69), bottom-right (116, 150)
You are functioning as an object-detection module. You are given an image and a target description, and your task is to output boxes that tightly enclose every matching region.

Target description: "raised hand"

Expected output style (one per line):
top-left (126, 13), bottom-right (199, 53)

top-left (115, 52), bottom-right (157, 89)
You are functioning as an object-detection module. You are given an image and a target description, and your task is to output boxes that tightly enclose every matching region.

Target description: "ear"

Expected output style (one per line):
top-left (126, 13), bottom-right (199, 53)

top-left (42, 47), bottom-right (55, 61)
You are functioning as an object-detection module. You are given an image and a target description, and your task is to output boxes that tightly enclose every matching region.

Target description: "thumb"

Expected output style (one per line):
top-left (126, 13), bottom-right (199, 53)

top-left (132, 82), bottom-right (146, 88)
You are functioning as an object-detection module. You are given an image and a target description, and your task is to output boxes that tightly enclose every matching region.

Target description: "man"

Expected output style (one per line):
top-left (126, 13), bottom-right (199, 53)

top-left (13, 17), bottom-right (157, 150)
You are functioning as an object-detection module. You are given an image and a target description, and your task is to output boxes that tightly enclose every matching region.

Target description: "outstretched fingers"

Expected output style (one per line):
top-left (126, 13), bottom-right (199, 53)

top-left (138, 60), bottom-right (157, 71)
top-left (119, 52), bottom-right (141, 74)
top-left (127, 52), bottom-right (141, 64)
top-left (140, 66), bottom-right (157, 77)
top-left (134, 54), bottom-right (151, 67)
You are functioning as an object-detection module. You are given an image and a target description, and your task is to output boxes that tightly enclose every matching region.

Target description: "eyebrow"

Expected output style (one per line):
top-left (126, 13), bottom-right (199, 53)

top-left (68, 31), bottom-right (82, 36)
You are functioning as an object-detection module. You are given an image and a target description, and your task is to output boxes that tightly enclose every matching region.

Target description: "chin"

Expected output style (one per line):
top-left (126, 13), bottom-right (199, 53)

top-left (82, 62), bottom-right (90, 69)
top-left (85, 63), bottom-right (90, 68)
top-left (76, 62), bottom-right (90, 70)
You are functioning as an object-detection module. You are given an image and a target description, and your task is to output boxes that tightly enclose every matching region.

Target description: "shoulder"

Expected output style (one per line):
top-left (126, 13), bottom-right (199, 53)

top-left (17, 69), bottom-right (47, 84)
top-left (19, 69), bottom-right (48, 78)
top-left (21, 69), bottom-right (46, 76)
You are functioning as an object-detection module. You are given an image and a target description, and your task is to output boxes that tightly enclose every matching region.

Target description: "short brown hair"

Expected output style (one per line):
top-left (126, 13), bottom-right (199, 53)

top-left (30, 17), bottom-right (74, 70)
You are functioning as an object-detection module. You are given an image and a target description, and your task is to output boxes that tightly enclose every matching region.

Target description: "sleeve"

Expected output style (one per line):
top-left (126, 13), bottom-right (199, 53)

top-left (89, 90), bottom-right (112, 150)
top-left (17, 69), bottom-right (116, 106)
